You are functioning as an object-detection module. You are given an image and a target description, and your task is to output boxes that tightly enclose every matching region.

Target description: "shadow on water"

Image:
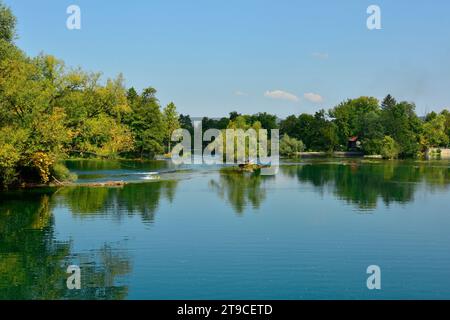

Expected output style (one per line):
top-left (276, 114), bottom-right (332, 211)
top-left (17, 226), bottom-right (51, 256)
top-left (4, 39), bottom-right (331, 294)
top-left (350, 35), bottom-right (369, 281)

top-left (0, 189), bottom-right (131, 300)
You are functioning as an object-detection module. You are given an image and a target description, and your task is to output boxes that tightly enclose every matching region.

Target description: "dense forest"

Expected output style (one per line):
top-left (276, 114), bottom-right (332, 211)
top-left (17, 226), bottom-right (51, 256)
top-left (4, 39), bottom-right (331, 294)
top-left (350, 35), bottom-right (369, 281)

top-left (1, 2), bottom-right (450, 188)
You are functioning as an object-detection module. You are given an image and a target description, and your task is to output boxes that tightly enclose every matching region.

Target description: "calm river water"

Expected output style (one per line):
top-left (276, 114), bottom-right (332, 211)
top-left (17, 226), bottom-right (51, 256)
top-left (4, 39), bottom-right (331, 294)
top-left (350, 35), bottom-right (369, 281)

top-left (1, 159), bottom-right (450, 299)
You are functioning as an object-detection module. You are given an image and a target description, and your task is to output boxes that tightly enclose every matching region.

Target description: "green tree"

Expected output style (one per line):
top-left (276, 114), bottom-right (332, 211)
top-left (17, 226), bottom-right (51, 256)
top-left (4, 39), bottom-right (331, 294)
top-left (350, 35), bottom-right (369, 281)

top-left (381, 136), bottom-right (400, 159)
top-left (229, 111), bottom-right (241, 121)
top-left (0, 1), bottom-right (15, 43)
top-left (163, 102), bottom-right (180, 153)
top-left (381, 98), bottom-right (422, 158)
top-left (179, 114), bottom-right (194, 135)
top-left (360, 111), bottom-right (384, 155)
top-left (280, 134), bottom-right (304, 157)
top-left (381, 94), bottom-right (397, 110)
top-left (126, 87), bottom-right (165, 158)
top-left (77, 114), bottom-right (133, 158)
top-left (297, 114), bottom-right (316, 150)
top-left (0, 47), bottom-right (73, 185)
top-left (425, 111), bottom-right (437, 122)
top-left (422, 114), bottom-right (449, 148)
top-left (0, 127), bottom-right (28, 187)
top-left (248, 112), bottom-right (278, 130)
top-left (280, 115), bottom-right (301, 140)
top-left (308, 110), bottom-right (339, 152)
top-left (281, 111), bottom-right (340, 152)
top-left (320, 121), bottom-right (339, 152)
top-left (328, 96), bottom-right (380, 147)
top-left (441, 109), bottom-right (450, 142)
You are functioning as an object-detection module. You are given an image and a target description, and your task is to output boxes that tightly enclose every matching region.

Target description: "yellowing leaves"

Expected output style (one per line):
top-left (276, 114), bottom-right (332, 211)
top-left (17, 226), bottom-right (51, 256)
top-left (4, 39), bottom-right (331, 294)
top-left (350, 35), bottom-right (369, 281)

top-left (30, 152), bottom-right (55, 183)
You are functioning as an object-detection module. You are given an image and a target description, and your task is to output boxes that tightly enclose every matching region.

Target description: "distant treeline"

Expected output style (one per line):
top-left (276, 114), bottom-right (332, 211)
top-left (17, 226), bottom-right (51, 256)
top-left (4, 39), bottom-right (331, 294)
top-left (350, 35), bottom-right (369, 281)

top-left (180, 95), bottom-right (450, 159)
top-left (1, 2), bottom-right (449, 188)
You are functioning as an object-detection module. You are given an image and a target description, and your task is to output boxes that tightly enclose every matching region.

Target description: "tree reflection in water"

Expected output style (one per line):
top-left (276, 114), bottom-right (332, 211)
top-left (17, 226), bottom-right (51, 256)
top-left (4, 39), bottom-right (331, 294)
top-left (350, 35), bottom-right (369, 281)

top-left (209, 169), bottom-right (270, 215)
top-left (208, 161), bottom-right (450, 214)
top-left (55, 180), bottom-right (178, 223)
top-left (281, 160), bottom-right (450, 210)
top-left (1, 162), bottom-right (450, 298)
top-left (0, 190), bottom-right (131, 300)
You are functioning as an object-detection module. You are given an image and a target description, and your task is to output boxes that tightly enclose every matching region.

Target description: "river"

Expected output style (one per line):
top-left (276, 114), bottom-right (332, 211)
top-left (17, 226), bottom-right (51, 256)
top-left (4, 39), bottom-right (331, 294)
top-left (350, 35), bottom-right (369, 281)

top-left (1, 159), bottom-right (450, 299)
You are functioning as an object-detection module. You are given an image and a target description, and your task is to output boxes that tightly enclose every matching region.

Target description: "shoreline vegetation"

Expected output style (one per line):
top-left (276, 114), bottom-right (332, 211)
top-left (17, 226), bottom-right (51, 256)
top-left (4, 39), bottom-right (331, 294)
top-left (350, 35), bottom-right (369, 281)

top-left (1, 2), bottom-right (450, 189)
top-left (13, 156), bottom-right (449, 191)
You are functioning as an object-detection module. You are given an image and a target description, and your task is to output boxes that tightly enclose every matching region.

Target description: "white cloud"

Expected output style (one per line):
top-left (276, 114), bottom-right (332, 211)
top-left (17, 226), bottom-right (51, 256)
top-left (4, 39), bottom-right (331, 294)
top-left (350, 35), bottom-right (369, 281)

top-left (304, 92), bottom-right (324, 103)
top-left (312, 52), bottom-right (329, 60)
top-left (264, 90), bottom-right (299, 102)
top-left (235, 90), bottom-right (248, 96)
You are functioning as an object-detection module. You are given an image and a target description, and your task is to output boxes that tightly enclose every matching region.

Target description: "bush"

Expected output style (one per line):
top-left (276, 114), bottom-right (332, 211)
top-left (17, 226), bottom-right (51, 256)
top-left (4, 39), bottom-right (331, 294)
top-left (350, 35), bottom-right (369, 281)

top-left (362, 138), bottom-right (383, 155)
top-left (50, 163), bottom-right (77, 183)
top-left (0, 167), bottom-right (18, 188)
top-left (280, 134), bottom-right (305, 157)
top-left (381, 136), bottom-right (400, 159)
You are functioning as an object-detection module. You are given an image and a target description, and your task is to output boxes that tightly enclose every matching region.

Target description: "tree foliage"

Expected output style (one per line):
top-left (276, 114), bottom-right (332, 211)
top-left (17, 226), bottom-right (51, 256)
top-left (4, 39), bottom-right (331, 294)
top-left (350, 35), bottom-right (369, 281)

top-left (125, 87), bottom-right (166, 158)
top-left (0, 1), bottom-right (15, 43)
top-left (0, 3), bottom-right (178, 187)
top-left (380, 136), bottom-right (400, 159)
top-left (421, 114), bottom-right (449, 148)
top-left (280, 94), bottom-right (447, 157)
top-left (163, 102), bottom-right (180, 152)
top-left (280, 135), bottom-right (304, 157)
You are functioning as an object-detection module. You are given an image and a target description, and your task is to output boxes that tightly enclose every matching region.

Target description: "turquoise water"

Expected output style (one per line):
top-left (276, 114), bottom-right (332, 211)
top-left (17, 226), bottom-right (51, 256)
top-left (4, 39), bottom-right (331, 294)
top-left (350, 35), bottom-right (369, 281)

top-left (1, 159), bottom-right (450, 299)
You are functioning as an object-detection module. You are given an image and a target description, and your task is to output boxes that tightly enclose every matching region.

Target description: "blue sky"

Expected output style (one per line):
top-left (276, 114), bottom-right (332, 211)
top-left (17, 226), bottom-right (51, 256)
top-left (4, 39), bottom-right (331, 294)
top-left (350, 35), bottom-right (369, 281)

top-left (5, 0), bottom-right (450, 117)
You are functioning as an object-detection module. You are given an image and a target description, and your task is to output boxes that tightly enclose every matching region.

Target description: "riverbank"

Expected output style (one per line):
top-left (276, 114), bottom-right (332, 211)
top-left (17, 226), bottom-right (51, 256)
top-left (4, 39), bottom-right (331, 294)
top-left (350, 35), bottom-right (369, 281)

top-left (296, 151), bottom-right (365, 158)
top-left (19, 180), bottom-right (128, 189)
top-left (5, 156), bottom-right (449, 191)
